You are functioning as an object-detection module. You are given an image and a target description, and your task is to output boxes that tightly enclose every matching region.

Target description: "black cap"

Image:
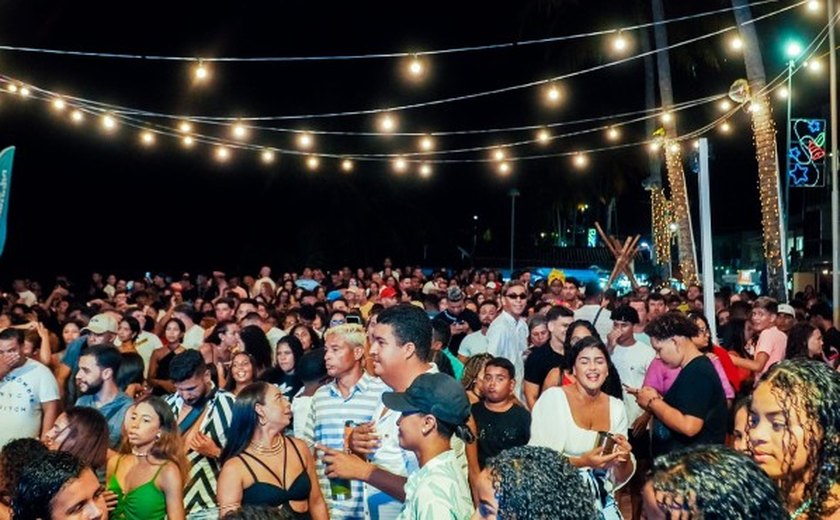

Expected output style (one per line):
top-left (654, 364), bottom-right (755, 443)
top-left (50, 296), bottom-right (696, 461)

top-left (382, 373), bottom-right (470, 425)
top-left (611, 305), bottom-right (640, 325)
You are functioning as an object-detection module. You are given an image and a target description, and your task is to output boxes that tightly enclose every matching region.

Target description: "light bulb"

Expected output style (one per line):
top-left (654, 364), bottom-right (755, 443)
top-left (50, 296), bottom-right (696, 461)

top-left (7, 84), bottom-right (17, 93)
top-left (807, 0), bottom-right (820, 11)
top-left (498, 162), bottom-right (511, 175)
top-left (341, 159), bottom-right (354, 172)
top-left (19, 86), bottom-right (30, 97)
top-left (693, 140), bottom-right (700, 149)
top-left (182, 135), bottom-right (194, 147)
top-left (606, 127), bottom-right (620, 141)
top-left (102, 115), bottom-right (117, 131)
top-left (419, 163), bottom-right (432, 177)
top-left (419, 135), bottom-right (434, 151)
top-left (52, 98), bottom-right (66, 111)
top-left (194, 61), bottom-right (209, 81)
top-left (545, 84), bottom-right (562, 104)
top-left (649, 141), bottom-right (661, 152)
top-left (573, 153), bottom-right (588, 168)
top-left (408, 56), bottom-right (424, 77)
top-left (298, 133), bottom-right (313, 149)
top-left (261, 149), bottom-right (275, 164)
top-left (669, 143), bottom-right (680, 153)
top-left (493, 148), bottom-right (506, 162)
top-left (71, 110), bottom-right (84, 123)
top-left (232, 121), bottom-right (248, 139)
top-left (777, 87), bottom-right (789, 99)
top-left (537, 129), bottom-right (551, 144)
top-left (612, 32), bottom-right (628, 53)
top-left (719, 100), bottom-right (732, 111)
top-left (306, 156), bottom-right (320, 170)
top-left (661, 112), bottom-right (673, 123)
top-left (730, 36), bottom-right (743, 51)
top-left (720, 122), bottom-right (732, 133)
top-left (179, 121), bottom-right (193, 133)
top-left (140, 131), bottom-right (155, 146)
top-left (379, 114), bottom-right (397, 133)
top-left (215, 146), bottom-right (231, 161)
top-left (393, 157), bottom-right (408, 173)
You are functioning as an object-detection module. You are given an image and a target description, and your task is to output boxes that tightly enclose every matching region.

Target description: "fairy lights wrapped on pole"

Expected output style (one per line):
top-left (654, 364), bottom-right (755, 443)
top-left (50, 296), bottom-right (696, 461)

top-left (662, 139), bottom-right (699, 285)
top-left (650, 186), bottom-right (673, 265)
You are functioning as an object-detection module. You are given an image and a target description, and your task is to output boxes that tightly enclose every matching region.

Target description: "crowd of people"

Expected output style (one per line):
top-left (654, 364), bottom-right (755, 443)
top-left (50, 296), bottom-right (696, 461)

top-left (0, 261), bottom-right (839, 519)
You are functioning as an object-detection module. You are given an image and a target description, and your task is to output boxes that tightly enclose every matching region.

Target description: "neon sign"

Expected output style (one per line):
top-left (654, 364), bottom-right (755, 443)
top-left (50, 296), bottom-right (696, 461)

top-left (788, 118), bottom-right (826, 188)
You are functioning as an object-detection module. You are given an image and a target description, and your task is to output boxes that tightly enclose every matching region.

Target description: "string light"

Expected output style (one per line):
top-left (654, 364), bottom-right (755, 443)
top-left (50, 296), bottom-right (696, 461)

top-left (807, 0), bottom-right (820, 11)
top-left (612, 31), bottom-right (629, 53)
top-left (101, 114), bottom-right (117, 131)
top-left (660, 112), bottom-right (673, 123)
top-left (179, 121), bottom-right (193, 133)
top-left (194, 60), bottom-right (209, 82)
top-left (260, 149), bottom-right (275, 164)
top-left (140, 130), bottom-right (155, 146)
top-left (649, 141), bottom-right (661, 152)
top-left (498, 162), bottom-right (512, 175)
top-left (729, 36), bottom-right (743, 51)
top-left (18, 86), bottom-right (30, 97)
top-left (52, 98), bottom-right (66, 111)
top-left (606, 127), bottom-right (620, 141)
top-left (720, 121), bottom-right (732, 133)
top-left (297, 132), bottom-right (314, 149)
top-left (544, 84), bottom-right (562, 105)
top-left (669, 143), bottom-right (680, 153)
top-left (536, 128), bottom-right (551, 144)
top-left (693, 140), bottom-right (700, 149)
top-left (407, 55), bottom-right (425, 78)
top-left (215, 146), bottom-right (231, 162)
top-left (650, 186), bottom-right (673, 264)
top-left (306, 155), bottom-right (320, 170)
top-left (379, 114), bottom-right (397, 133)
top-left (6, 84), bottom-right (17, 94)
top-left (419, 163), bottom-right (432, 177)
top-left (573, 153), bottom-right (588, 169)
top-left (393, 156), bottom-right (408, 173)
top-left (777, 87), bottom-right (789, 99)
top-left (419, 135), bottom-right (435, 151)
top-left (70, 110), bottom-right (84, 123)
top-left (718, 100), bottom-right (732, 111)
top-left (182, 135), bottom-right (194, 147)
top-left (232, 121), bottom-right (248, 139)
top-left (493, 148), bottom-right (507, 161)
top-left (806, 59), bottom-right (822, 73)
top-left (341, 158), bottom-right (354, 172)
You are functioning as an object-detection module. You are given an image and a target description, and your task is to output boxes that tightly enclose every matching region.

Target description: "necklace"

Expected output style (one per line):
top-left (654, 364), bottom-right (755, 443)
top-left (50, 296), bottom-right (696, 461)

top-left (132, 449), bottom-right (149, 457)
top-left (790, 499), bottom-right (812, 519)
top-left (249, 437), bottom-right (284, 455)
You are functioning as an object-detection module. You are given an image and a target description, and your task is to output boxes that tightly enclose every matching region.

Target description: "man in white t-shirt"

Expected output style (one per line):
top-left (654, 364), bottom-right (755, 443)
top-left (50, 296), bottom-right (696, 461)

top-left (173, 304), bottom-right (205, 350)
top-left (0, 328), bottom-right (60, 447)
top-left (731, 297), bottom-right (787, 381)
top-left (574, 282), bottom-right (613, 340)
top-left (457, 300), bottom-right (498, 363)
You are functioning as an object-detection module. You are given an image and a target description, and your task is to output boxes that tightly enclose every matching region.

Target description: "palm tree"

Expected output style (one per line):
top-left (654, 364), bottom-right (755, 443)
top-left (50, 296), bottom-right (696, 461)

top-left (731, 0), bottom-right (786, 301)
top-left (651, 0), bottom-right (699, 285)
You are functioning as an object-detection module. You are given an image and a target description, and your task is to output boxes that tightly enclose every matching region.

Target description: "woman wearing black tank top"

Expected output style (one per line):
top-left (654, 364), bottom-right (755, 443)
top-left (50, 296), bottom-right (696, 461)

top-left (217, 382), bottom-right (327, 519)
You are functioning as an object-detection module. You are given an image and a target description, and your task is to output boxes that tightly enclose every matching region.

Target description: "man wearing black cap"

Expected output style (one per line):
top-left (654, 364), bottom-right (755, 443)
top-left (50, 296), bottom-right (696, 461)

top-left (381, 372), bottom-right (473, 520)
top-left (434, 286), bottom-right (481, 356)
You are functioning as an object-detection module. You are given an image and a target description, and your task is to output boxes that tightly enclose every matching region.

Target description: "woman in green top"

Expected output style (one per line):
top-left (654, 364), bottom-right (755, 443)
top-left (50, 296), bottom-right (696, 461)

top-left (106, 395), bottom-right (187, 520)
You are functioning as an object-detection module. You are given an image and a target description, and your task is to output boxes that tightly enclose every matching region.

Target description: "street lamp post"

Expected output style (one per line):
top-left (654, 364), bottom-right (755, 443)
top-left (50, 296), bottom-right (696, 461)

top-left (829, 0), bottom-right (840, 323)
top-left (509, 189), bottom-right (520, 275)
top-left (782, 41), bottom-right (802, 303)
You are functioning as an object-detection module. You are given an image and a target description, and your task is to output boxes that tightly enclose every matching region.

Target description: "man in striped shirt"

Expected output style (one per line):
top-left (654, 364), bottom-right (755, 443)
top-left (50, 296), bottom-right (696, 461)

top-left (302, 324), bottom-right (387, 519)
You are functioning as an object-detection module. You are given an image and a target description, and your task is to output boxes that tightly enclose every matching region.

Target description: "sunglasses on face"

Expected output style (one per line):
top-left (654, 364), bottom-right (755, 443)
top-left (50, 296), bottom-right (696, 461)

top-left (505, 293), bottom-right (528, 300)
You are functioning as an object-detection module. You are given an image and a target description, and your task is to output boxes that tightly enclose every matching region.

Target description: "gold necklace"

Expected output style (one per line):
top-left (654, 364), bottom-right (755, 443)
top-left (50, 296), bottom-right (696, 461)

top-left (249, 437), bottom-right (284, 455)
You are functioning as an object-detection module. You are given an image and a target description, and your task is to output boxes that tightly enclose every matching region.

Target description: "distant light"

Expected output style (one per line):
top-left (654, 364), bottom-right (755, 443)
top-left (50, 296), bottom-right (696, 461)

top-left (140, 131), bottom-right (155, 146)
top-left (261, 149), bottom-right (275, 164)
top-left (379, 114), bottom-right (397, 133)
top-left (540, 232), bottom-right (547, 238)
top-left (693, 140), bottom-right (700, 149)
top-left (730, 36), bottom-right (743, 51)
top-left (473, 215), bottom-right (479, 221)
top-left (720, 122), bottom-right (732, 133)
top-left (215, 146), bottom-right (231, 162)
top-left (393, 157), bottom-right (408, 173)
top-left (341, 159), bottom-right (354, 172)
top-left (823, 269), bottom-right (830, 275)
top-left (573, 153), bottom-right (588, 169)
top-left (6, 84), bottom-right (17, 94)
top-left (71, 110), bottom-right (84, 123)
top-left (807, 0), bottom-right (821, 11)
top-left (408, 55), bottom-right (425, 78)
top-left (536, 128), bottom-right (551, 144)
top-left (297, 132), bottom-right (314, 149)
top-left (52, 98), bottom-right (66, 111)
top-left (606, 127), bottom-right (620, 141)
top-left (419, 135), bottom-right (435, 151)
top-left (649, 141), bottom-right (661, 152)
top-left (640, 241), bottom-right (650, 249)
top-left (182, 135), bottom-right (195, 147)
top-left (719, 100), bottom-right (732, 111)
top-left (807, 59), bottom-right (822, 73)
top-left (306, 156), bottom-right (320, 171)
top-left (232, 121), bottom-right (248, 140)
top-left (101, 115), bottom-right (117, 131)
top-left (419, 163), bottom-right (432, 177)
top-left (777, 87), bottom-right (789, 99)
top-left (786, 41), bottom-right (804, 59)
top-left (669, 222), bottom-right (678, 232)
top-left (18, 86), bottom-right (30, 97)
top-left (493, 148), bottom-right (507, 162)
top-left (498, 162), bottom-right (512, 175)
top-left (661, 112), bottom-right (673, 123)
top-left (179, 121), bottom-right (193, 133)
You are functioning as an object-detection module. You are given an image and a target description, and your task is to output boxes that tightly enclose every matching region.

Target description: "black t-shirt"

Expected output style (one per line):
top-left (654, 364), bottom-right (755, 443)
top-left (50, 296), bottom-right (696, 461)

top-left (471, 401), bottom-right (531, 468)
top-left (651, 355), bottom-right (727, 457)
top-left (435, 309), bottom-right (482, 354)
top-left (259, 368), bottom-right (303, 401)
top-left (823, 327), bottom-right (840, 358)
top-left (524, 344), bottom-right (566, 386)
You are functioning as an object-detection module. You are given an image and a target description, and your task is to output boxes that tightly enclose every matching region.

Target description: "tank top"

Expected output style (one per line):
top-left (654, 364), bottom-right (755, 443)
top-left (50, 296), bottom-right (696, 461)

top-left (239, 437), bottom-right (312, 518)
top-left (107, 456), bottom-right (168, 520)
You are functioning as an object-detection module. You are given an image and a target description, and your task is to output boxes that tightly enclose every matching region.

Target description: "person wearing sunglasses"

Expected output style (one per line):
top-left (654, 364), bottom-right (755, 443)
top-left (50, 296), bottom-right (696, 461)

top-left (486, 280), bottom-right (530, 401)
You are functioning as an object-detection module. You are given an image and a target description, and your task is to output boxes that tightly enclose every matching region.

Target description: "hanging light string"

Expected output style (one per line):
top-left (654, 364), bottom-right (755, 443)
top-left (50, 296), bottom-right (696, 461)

top-left (0, 0), bottom-right (793, 64)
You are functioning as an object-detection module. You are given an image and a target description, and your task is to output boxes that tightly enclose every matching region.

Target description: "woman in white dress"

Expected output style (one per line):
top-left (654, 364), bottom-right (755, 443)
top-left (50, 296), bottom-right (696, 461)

top-left (530, 336), bottom-right (635, 519)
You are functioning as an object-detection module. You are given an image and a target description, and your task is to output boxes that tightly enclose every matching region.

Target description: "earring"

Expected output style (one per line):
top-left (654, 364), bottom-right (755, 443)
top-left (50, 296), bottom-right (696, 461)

top-left (155, 432), bottom-right (161, 441)
top-left (259, 417), bottom-right (267, 426)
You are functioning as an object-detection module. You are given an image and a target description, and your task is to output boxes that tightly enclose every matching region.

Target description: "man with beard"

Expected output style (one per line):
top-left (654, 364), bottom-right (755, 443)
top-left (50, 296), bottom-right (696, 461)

top-left (457, 300), bottom-right (498, 363)
top-left (165, 349), bottom-right (235, 515)
top-left (74, 344), bottom-right (133, 448)
top-left (57, 313), bottom-right (119, 406)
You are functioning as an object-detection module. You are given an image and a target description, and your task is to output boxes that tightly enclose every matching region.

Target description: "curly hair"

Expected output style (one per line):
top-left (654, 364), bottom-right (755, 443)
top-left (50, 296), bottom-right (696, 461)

top-left (486, 445), bottom-right (598, 519)
top-left (0, 438), bottom-right (48, 504)
top-left (461, 353), bottom-right (493, 392)
top-left (649, 444), bottom-right (787, 519)
top-left (750, 359), bottom-right (840, 519)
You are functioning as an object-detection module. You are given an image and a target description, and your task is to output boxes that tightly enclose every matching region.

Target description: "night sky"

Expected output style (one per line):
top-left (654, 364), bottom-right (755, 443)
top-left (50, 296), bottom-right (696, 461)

top-left (0, 0), bottom-right (830, 282)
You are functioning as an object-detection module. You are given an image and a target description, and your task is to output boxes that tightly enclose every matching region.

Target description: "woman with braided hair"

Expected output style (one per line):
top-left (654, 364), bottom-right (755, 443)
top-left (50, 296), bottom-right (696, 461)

top-left (641, 444), bottom-right (787, 519)
top-left (748, 359), bottom-right (840, 519)
top-left (472, 445), bottom-right (597, 519)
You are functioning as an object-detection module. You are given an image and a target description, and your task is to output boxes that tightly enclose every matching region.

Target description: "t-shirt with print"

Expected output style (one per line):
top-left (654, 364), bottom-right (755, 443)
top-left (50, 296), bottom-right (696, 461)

top-left (471, 401), bottom-right (531, 468)
top-left (0, 359), bottom-right (60, 447)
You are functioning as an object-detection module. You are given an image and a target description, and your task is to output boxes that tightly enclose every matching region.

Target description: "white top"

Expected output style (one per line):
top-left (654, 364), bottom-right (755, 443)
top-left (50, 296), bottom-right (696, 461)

top-left (574, 304), bottom-right (614, 340)
top-left (610, 341), bottom-right (656, 423)
top-left (183, 324), bottom-right (205, 350)
top-left (116, 331), bottom-right (162, 377)
top-left (0, 359), bottom-right (60, 447)
top-left (486, 311), bottom-right (528, 399)
top-left (457, 330), bottom-right (488, 358)
top-left (396, 450), bottom-right (472, 520)
top-left (16, 290), bottom-right (37, 307)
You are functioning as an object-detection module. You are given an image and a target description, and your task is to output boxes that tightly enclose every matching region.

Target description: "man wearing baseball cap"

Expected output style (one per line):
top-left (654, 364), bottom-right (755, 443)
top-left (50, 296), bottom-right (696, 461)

top-left (57, 313), bottom-right (119, 405)
top-left (775, 303), bottom-right (796, 334)
top-left (382, 372), bottom-right (474, 520)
